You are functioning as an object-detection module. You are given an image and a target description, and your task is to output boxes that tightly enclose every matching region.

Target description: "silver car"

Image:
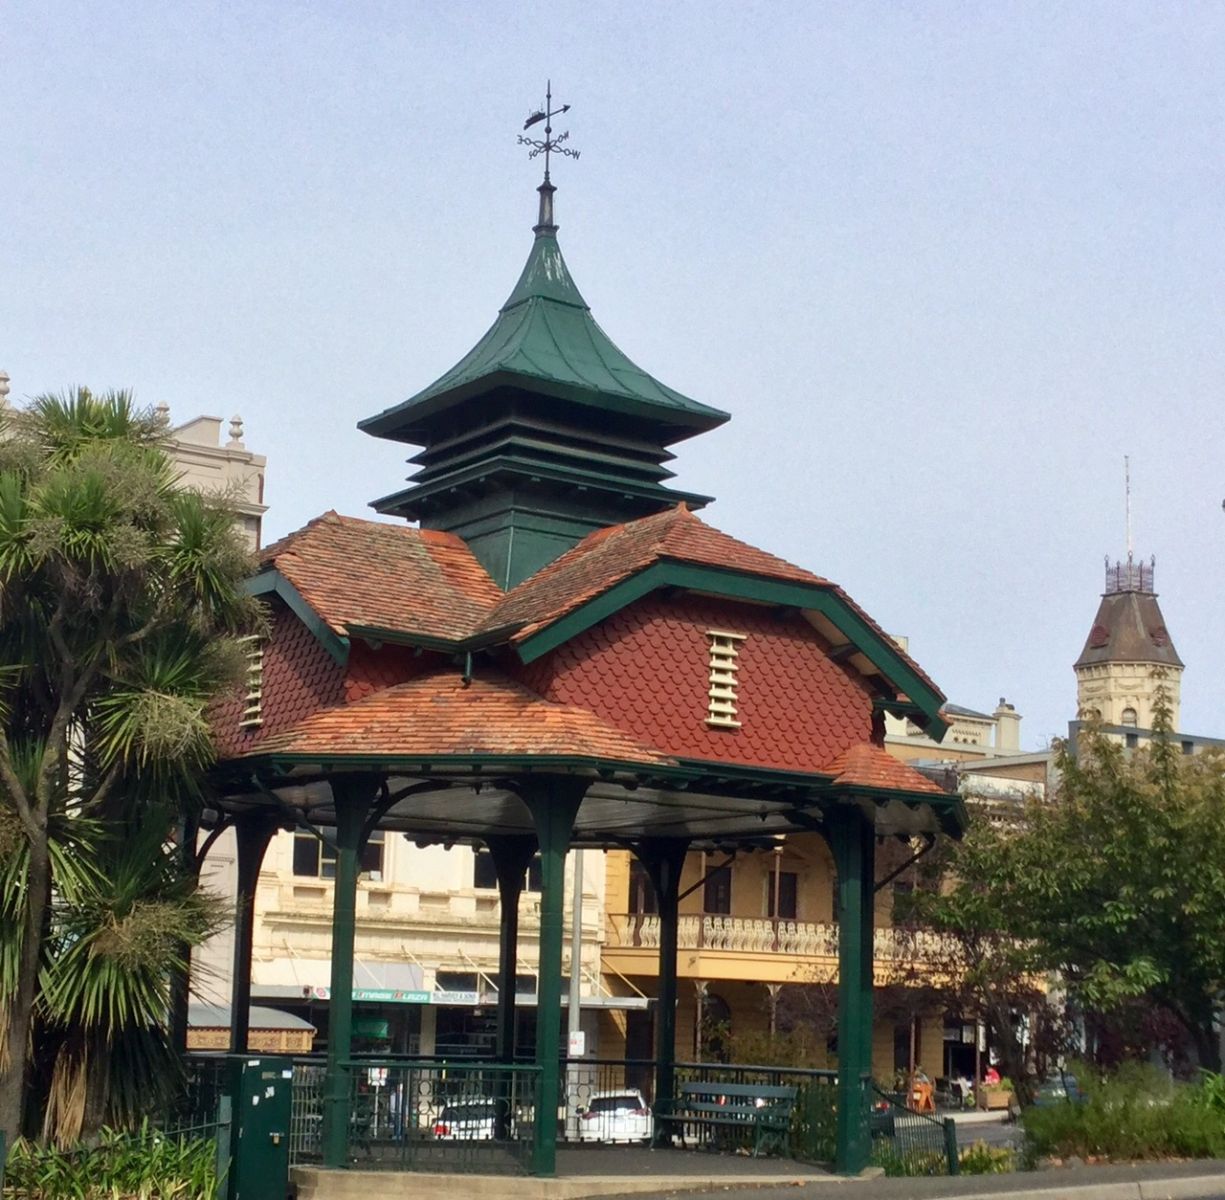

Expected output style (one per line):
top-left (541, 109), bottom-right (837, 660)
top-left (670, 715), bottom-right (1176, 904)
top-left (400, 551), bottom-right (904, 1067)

top-left (577, 1089), bottom-right (653, 1143)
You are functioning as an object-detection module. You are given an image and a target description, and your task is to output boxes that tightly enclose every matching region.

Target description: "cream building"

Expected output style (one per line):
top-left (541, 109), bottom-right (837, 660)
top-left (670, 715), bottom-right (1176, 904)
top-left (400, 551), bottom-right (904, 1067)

top-left (1074, 556), bottom-right (1183, 732)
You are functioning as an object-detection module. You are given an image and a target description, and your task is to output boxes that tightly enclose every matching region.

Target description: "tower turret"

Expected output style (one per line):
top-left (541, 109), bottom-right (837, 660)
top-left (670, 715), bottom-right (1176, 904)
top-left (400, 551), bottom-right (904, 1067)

top-left (1074, 555), bottom-right (1183, 730)
top-left (359, 93), bottom-right (728, 589)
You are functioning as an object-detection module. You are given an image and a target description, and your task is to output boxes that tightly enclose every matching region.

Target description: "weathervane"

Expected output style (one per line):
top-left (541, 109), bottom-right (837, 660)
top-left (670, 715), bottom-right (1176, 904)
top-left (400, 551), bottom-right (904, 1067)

top-left (519, 80), bottom-right (580, 185)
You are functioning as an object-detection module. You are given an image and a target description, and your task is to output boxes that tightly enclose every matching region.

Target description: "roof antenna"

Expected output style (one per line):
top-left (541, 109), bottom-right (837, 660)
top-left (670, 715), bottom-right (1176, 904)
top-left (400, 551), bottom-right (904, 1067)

top-left (1125, 454), bottom-right (1133, 565)
top-left (519, 80), bottom-right (581, 236)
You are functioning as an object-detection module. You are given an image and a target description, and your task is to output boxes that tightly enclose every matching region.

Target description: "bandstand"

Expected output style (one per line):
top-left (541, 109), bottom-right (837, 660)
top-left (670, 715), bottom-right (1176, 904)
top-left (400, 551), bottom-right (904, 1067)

top-left (205, 144), bottom-right (962, 1183)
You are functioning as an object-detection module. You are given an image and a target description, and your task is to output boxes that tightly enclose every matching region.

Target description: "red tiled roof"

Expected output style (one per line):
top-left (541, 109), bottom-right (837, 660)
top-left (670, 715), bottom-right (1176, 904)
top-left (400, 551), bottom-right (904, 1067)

top-left (255, 507), bottom-right (942, 715)
top-left (822, 744), bottom-right (946, 795)
top-left (485, 504), bottom-right (830, 641)
top-left (483, 504), bottom-right (943, 706)
top-left (259, 512), bottom-right (500, 642)
top-left (245, 668), bottom-right (676, 767)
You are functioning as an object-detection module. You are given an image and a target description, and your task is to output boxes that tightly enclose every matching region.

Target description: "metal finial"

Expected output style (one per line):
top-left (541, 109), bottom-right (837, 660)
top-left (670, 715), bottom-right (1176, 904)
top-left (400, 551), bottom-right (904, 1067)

top-left (518, 80), bottom-right (580, 233)
top-left (1124, 454), bottom-right (1133, 562)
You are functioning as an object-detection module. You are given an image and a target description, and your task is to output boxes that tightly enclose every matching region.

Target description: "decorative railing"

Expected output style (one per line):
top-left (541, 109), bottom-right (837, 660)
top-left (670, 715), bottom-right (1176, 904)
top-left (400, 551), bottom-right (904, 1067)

top-left (605, 914), bottom-right (951, 962)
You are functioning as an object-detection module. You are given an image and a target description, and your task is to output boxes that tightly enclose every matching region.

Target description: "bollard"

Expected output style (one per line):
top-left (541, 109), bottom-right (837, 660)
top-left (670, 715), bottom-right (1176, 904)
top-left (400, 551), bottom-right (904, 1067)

top-left (943, 1116), bottom-right (960, 1175)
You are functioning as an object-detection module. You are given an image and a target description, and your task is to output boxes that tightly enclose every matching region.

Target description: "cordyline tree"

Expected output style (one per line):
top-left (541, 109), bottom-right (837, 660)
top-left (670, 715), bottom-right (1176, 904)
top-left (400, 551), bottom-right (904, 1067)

top-left (0, 390), bottom-right (257, 1146)
top-left (911, 696), bottom-right (1225, 1086)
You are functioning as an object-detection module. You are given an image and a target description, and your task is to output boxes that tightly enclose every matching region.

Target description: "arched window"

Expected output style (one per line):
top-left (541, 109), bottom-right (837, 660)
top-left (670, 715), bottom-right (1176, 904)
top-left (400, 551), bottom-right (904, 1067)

top-left (1121, 707), bottom-right (1138, 727)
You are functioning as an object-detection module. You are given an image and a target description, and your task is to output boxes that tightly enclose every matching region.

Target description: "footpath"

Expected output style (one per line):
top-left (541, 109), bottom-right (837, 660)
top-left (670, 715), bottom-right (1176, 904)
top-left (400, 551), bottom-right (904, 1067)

top-left (588, 1157), bottom-right (1225, 1200)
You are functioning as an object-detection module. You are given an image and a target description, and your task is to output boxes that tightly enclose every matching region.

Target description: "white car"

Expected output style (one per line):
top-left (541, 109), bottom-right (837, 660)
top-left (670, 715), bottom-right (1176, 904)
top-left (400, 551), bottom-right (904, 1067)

top-left (432, 1100), bottom-right (506, 1140)
top-left (577, 1089), bottom-right (653, 1143)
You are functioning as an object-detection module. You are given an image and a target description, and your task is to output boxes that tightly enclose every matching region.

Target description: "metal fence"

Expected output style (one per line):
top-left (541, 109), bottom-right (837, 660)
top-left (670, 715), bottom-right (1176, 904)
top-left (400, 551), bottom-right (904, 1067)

top-left (290, 1056), bottom-right (540, 1175)
top-left (869, 1084), bottom-right (958, 1176)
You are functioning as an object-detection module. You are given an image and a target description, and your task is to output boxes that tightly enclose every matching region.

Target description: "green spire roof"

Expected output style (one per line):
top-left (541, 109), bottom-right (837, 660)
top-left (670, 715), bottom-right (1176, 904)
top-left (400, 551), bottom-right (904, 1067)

top-left (359, 228), bottom-right (729, 445)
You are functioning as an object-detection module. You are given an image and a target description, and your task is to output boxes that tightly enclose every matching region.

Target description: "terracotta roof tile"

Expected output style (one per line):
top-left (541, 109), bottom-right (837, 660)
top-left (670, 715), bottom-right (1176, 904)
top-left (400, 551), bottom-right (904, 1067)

top-left (245, 667), bottom-right (676, 767)
top-left (823, 744), bottom-right (946, 795)
top-left (259, 512), bottom-right (500, 642)
top-left (485, 505), bottom-right (829, 641)
top-left (482, 504), bottom-right (942, 706)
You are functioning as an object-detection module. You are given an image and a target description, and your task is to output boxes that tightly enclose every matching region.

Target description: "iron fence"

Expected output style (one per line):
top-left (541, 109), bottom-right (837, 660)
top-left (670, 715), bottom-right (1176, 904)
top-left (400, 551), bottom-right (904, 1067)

top-left (289, 1056), bottom-right (540, 1175)
top-left (869, 1084), bottom-right (958, 1176)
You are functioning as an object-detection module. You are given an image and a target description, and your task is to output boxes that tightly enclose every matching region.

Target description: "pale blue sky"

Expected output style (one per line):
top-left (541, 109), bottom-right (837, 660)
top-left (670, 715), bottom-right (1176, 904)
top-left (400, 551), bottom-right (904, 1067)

top-left (4, 1), bottom-right (1223, 748)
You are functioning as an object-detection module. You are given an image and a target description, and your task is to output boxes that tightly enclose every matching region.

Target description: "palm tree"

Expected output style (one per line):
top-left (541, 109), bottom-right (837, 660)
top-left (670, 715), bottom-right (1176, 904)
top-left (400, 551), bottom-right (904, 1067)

top-left (0, 389), bottom-right (258, 1145)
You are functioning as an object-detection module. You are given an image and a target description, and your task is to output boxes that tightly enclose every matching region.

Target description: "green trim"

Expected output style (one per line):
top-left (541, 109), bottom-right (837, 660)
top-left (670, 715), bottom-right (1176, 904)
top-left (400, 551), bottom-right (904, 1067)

top-left (244, 570), bottom-right (350, 665)
top-left (345, 623), bottom-right (523, 655)
top-left (513, 561), bottom-right (948, 735)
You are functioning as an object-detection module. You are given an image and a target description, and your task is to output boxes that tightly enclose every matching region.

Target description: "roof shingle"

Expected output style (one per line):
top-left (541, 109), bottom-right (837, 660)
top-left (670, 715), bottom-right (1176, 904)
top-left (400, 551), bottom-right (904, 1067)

top-left (258, 512), bottom-right (501, 642)
top-left (485, 504), bottom-right (830, 641)
top-left (823, 744), bottom-right (946, 795)
top-left (246, 668), bottom-right (676, 767)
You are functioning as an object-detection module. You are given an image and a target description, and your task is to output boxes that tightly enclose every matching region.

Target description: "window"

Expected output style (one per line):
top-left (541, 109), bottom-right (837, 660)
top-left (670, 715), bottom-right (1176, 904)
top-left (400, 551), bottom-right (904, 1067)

top-left (629, 860), bottom-right (658, 915)
top-left (703, 865), bottom-right (732, 915)
top-left (705, 631), bottom-right (746, 729)
top-left (238, 636), bottom-right (264, 728)
top-left (1121, 707), bottom-right (1138, 727)
top-left (766, 871), bottom-right (797, 920)
top-left (292, 830), bottom-right (384, 879)
top-left (472, 849), bottom-right (541, 893)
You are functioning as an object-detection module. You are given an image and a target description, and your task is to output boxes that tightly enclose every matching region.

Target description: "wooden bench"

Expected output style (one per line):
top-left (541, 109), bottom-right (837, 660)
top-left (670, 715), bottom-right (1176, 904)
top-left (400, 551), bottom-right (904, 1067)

top-left (660, 1081), bottom-right (797, 1157)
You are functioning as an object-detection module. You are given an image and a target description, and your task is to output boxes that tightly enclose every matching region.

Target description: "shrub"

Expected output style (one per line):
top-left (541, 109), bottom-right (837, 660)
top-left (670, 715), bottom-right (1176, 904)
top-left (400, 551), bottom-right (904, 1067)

top-left (871, 1144), bottom-right (947, 1176)
top-left (959, 1140), bottom-right (1016, 1174)
top-left (1022, 1064), bottom-right (1225, 1163)
top-left (3, 1124), bottom-right (219, 1199)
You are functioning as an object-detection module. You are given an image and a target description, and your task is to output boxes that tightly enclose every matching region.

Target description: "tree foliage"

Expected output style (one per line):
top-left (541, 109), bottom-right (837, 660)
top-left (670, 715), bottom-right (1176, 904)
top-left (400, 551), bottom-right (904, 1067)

top-left (912, 697), bottom-right (1225, 1082)
top-left (0, 389), bottom-right (258, 1146)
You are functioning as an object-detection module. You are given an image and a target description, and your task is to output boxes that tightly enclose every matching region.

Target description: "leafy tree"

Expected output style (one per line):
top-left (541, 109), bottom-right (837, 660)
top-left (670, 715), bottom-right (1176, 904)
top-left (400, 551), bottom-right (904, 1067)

top-left (913, 699), bottom-right (1225, 1085)
top-left (0, 390), bottom-right (256, 1146)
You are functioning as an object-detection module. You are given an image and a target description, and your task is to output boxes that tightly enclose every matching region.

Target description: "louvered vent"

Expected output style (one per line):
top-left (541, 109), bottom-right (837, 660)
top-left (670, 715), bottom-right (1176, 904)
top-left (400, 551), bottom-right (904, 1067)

top-left (706, 630), bottom-right (746, 729)
top-left (238, 636), bottom-right (264, 728)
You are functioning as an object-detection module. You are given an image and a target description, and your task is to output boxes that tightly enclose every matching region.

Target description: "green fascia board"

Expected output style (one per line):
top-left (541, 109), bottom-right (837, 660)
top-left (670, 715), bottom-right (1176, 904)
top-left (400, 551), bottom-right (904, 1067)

top-left (244, 570), bottom-right (350, 665)
top-left (232, 751), bottom-right (696, 779)
top-left (514, 561), bottom-right (948, 736)
top-left (345, 622), bottom-right (524, 655)
top-left (362, 366), bottom-right (725, 445)
top-left (371, 453), bottom-right (714, 515)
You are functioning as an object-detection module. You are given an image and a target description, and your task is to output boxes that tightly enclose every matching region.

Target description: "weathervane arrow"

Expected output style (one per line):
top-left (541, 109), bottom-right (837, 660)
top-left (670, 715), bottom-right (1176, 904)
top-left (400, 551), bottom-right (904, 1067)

top-left (518, 81), bottom-right (580, 184)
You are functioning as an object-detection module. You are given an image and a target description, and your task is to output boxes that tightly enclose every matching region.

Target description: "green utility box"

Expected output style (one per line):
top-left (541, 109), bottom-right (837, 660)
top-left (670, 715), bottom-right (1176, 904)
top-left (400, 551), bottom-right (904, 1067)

top-left (228, 1056), bottom-right (293, 1200)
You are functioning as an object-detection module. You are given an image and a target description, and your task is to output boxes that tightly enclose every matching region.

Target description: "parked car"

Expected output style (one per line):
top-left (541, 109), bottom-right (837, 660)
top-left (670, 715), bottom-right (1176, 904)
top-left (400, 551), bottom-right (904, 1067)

top-left (577, 1089), bottom-right (653, 1143)
top-left (870, 1095), bottom-right (897, 1137)
top-left (432, 1099), bottom-right (508, 1140)
top-left (1033, 1074), bottom-right (1083, 1107)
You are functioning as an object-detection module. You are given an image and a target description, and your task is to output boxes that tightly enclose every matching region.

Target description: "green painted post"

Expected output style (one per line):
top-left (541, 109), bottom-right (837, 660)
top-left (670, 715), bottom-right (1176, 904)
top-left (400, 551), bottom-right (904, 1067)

top-left (487, 836), bottom-right (538, 1065)
top-left (321, 779), bottom-right (374, 1169)
top-left (831, 807), bottom-right (873, 1176)
top-left (858, 822), bottom-right (876, 1087)
top-left (228, 815), bottom-right (277, 1054)
top-left (943, 1117), bottom-right (960, 1175)
top-left (521, 778), bottom-right (587, 1178)
top-left (635, 839), bottom-right (689, 1140)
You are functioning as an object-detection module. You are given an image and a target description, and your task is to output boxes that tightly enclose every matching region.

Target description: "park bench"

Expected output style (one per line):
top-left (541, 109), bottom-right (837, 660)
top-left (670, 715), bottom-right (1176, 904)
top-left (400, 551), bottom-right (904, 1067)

top-left (660, 1081), bottom-right (797, 1157)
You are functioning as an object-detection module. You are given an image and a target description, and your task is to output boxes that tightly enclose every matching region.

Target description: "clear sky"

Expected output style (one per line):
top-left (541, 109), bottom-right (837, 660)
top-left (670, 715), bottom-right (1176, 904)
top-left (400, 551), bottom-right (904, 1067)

top-left (4, 1), bottom-right (1223, 749)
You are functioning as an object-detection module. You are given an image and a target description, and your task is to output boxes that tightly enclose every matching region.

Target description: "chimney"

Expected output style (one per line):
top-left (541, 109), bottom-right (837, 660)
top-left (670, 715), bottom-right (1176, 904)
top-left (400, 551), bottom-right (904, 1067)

top-left (993, 697), bottom-right (1021, 753)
